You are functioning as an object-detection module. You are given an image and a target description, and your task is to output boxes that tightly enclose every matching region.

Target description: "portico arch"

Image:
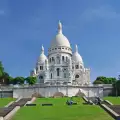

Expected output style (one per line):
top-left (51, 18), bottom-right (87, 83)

top-left (32, 92), bottom-right (43, 98)
top-left (75, 89), bottom-right (85, 97)
top-left (53, 92), bottom-right (64, 97)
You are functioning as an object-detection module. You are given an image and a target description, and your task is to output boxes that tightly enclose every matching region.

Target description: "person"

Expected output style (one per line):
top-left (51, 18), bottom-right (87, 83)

top-left (70, 99), bottom-right (73, 105)
top-left (66, 100), bottom-right (69, 105)
top-left (95, 98), bottom-right (98, 105)
top-left (97, 97), bottom-right (101, 105)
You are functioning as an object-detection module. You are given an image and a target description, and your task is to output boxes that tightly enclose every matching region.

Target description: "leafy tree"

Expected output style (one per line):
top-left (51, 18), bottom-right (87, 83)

top-left (2, 72), bottom-right (9, 84)
top-left (115, 80), bottom-right (120, 96)
top-left (0, 61), bottom-right (4, 72)
top-left (112, 80), bottom-right (120, 96)
top-left (93, 80), bottom-right (104, 84)
top-left (13, 77), bottom-right (25, 85)
top-left (93, 76), bottom-right (117, 84)
top-left (8, 76), bottom-right (14, 84)
top-left (25, 76), bottom-right (37, 85)
top-left (0, 61), bottom-right (11, 85)
top-left (0, 61), bottom-right (4, 80)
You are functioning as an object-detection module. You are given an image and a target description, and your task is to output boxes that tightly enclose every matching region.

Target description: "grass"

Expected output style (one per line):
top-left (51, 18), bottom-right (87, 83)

top-left (12, 97), bottom-right (113, 120)
top-left (104, 97), bottom-right (120, 105)
top-left (0, 98), bottom-right (15, 107)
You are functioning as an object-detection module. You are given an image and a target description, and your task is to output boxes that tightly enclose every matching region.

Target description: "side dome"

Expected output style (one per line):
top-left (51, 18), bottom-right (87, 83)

top-left (37, 45), bottom-right (47, 64)
top-left (38, 54), bottom-right (47, 64)
top-left (50, 21), bottom-right (71, 48)
top-left (72, 45), bottom-right (83, 64)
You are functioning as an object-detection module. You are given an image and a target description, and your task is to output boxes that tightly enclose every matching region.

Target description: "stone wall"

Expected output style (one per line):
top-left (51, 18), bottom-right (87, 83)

top-left (0, 84), bottom-right (113, 98)
top-left (13, 86), bottom-right (103, 98)
top-left (103, 88), bottom-right (113, 96)
top-left (0, 91), bottom-right (13, 98)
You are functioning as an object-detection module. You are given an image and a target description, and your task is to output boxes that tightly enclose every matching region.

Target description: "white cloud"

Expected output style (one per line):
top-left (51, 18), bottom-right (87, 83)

top-left (81, 5), bottom-right (120, 21)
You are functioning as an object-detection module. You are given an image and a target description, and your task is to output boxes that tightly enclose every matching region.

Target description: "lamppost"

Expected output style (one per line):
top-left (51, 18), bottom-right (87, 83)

top-left (115, 73), bottom-right (120, 97)
top-left (87, 87), bottom-right (89, 98)
top-left (0, 84), bottom-right (2, 98)
top-left (116, 74), bottom-right (120, 97)
top-left (66, 81), bottom-right (68, 97)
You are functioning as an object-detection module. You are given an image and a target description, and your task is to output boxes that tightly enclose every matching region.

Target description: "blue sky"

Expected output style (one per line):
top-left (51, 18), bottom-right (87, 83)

top-left (0, 0), bottom-right (120, 82)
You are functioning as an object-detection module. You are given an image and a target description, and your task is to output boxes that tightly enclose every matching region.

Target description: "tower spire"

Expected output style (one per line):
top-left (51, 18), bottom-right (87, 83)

top-left (58, 20), bottom-right (62, 34)
top-left (41, 45), bottom-right (44, 54)
top-left (75, 44), bottom-right (78, 53)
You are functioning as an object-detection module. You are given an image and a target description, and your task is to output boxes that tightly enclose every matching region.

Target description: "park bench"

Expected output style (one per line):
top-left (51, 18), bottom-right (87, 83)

top-left (26, 104), bottom-right (36, 106)
top-left (41, 103), bottom-right (53, 106)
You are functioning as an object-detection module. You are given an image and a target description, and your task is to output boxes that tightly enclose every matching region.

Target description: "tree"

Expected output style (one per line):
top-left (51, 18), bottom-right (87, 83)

top-left (2, 72), bottom-right (9, 84)
top-left (0, 61), bottom-right (4, 72)
top-left (93, 80), bottom-right (104, 84)
top-left (13, 77), bottom-right (25, 85)
top-left (8, 76), bottom-right (14, 84)
top-left (112, 80), bottom-right (120, 96)
top-left (116, 80), bottom-right (120, 95)
top-left (93, 76), bottom-right (117, 84)
top-left (0, 61), bottom-right (4, 81)
top-left (25, 76), bottom-right (37, 85)
top-left (0, 61), bottom-right (11, 85)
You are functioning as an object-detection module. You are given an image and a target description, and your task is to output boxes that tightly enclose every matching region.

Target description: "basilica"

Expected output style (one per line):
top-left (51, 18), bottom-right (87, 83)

top-left (30, 21), bottom-right (90, 86)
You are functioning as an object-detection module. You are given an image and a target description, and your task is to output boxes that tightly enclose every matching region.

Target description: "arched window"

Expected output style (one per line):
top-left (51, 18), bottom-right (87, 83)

top-left (50, 58), bottom-right (51, 63)
top-left (75, 75), bottom-right (79, 78)
top-left (66, 56), bottom-right (68, 61)
top-left (39, 76), bottom-right (43, 79)
top-left (36, 67), bottom-right (38, 71)
top-left (51, 73), bottom-right (52, 79)
top-left (57, 56), bottom-right (60, 64)
top-left (52, 57), bottom-right (54, 62)
top-left (62, 56), bottom-right (64, 61)
top-left (40, 66), bottom-right (43, 70)
top-left (57, 68), bottom-right (60, 76)
top-left (75, 65), bottom-right (79, 69)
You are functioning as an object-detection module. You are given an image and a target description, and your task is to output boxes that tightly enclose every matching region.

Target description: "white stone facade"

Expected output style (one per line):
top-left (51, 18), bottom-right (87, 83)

top-left (30, 21), bottom-right (90, 86)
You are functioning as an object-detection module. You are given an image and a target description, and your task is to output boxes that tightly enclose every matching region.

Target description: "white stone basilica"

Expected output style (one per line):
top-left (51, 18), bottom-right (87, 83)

top-left (30, 21), bottom-right (90, 86)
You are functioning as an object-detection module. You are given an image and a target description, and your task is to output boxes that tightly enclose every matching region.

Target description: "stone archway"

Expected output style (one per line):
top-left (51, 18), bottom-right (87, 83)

top-left (39, 75), bottom-right (44, 83)
top-left (53, 92), bottom-right (64, 98)
top-left (32, 92), bottom-right (43, 98)
top-left (75, 89), bottom-right (85, 97)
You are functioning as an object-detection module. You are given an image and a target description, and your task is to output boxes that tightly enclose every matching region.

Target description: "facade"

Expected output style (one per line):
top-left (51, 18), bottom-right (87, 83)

top-left (30, 21), bottom-right (90, 86)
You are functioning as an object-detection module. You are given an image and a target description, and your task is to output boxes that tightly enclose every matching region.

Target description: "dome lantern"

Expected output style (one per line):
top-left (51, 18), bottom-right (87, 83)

top-left (41, 45), bottom-right (44, 54)
top-left (75, 44), bottom-right (78, 53)
top-left (58, 20), bottom-right (62, 34)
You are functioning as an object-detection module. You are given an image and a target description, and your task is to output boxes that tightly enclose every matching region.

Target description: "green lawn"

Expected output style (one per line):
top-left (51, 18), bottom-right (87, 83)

top-left (12, 97), bottom-right (113, 120)
top-left (0, 98), bottom-right (15, 107)
top-left (104, 97), bottom-right (120, 105)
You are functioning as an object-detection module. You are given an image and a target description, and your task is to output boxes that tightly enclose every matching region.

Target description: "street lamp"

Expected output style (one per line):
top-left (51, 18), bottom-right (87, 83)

top-left (0, 84), bottom-right (2, 98)
top-left (115, 74), bottom-right (120, 97)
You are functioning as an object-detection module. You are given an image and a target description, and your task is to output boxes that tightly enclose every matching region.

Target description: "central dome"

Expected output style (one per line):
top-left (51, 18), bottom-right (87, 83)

top-left (50, 21), bottom-right (71, 48)
top-left (51, 34), bottom-right (71, 48)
